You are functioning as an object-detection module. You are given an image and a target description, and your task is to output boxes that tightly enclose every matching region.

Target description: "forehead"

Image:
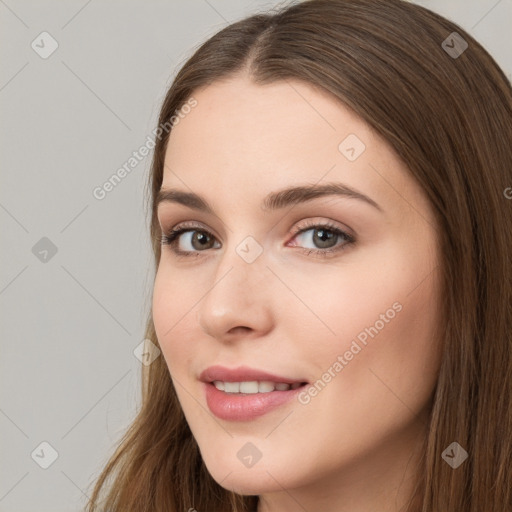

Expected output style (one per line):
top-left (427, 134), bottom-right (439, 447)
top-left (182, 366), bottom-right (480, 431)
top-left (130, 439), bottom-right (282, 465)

top-left (161, 76), bottom-right (431, 223)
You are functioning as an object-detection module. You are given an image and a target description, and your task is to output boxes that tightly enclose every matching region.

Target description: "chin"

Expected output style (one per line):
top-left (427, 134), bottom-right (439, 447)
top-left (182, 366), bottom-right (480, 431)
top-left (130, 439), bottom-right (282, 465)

top-left (208, 465), bottom-right (290, 495)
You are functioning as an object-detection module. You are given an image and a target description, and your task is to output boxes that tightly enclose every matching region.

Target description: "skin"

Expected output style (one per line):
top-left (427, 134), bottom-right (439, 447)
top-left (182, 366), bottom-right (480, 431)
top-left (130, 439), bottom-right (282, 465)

top-left (152, 75), bottom-right (443, 512)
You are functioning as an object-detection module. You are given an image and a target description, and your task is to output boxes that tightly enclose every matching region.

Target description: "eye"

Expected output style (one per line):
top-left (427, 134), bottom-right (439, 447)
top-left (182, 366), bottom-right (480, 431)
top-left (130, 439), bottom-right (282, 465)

top-left (159, 221), bottom-right (220, 257)
top-left (159, 220), bottom-right (355, 259)
top-left (288, 220), bottom-right (355, 258)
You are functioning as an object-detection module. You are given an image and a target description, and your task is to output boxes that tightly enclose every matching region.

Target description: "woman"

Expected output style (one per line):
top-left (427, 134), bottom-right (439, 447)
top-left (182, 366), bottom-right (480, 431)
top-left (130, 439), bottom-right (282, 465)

top-left (85, 0), bottom-right (512, 510)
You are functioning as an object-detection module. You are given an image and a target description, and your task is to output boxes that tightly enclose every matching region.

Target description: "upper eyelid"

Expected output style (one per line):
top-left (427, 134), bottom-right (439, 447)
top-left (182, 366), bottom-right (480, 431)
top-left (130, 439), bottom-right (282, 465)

top-left (159, 210), bottom-right (353, 228)
top-left (165, 218), bottom-right (352, 235)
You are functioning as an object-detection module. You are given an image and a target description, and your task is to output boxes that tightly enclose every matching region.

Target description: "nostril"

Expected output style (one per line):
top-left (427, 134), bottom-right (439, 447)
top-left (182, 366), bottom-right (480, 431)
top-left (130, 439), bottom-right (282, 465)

top-left (228, 326), bottom-right (252, 335)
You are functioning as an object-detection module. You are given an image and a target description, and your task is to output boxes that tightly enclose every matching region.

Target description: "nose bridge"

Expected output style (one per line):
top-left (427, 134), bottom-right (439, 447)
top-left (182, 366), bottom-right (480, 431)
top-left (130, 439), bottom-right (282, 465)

top-left (196, 232), bottom-right (272, 337)
top-left (212, 232), bottom-right (268, 301)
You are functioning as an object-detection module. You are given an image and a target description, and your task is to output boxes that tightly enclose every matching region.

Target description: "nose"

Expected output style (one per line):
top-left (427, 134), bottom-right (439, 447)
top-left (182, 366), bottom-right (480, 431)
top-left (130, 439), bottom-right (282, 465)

top-left (196, 238), bottom-right (274, 342)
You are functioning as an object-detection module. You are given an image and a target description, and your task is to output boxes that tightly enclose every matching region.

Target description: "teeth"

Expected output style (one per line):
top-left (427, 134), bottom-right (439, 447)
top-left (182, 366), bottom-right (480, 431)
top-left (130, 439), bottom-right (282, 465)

top-left (224, 382), bottom-right (240, 393)
top-left (240, 381), bottom-right (259, 393)
top-left (212, 380), bottom-right (304, 394)
top-left (258, 381), bottom-right (275, 393)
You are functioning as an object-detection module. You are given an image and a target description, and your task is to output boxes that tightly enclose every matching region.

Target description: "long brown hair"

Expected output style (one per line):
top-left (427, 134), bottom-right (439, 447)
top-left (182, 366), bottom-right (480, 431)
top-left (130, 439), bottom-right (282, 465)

top-left (85, 0), bottom-right (512, 510)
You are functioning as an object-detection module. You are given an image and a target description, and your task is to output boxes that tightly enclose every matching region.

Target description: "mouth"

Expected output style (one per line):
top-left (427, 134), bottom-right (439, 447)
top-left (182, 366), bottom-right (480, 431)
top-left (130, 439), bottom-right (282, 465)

top-left (199, 365), bottom-right (310, 421)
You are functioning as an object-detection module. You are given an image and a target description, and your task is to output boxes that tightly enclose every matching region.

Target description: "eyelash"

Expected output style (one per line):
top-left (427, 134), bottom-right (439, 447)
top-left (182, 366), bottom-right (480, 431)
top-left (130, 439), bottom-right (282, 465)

top-left (158, 220), bottom-right (355, 260)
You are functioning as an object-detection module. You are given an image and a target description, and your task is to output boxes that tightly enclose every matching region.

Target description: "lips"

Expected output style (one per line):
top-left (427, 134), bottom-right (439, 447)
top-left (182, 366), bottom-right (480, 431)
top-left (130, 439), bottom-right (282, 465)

top-left (199, 365), bottom-right (308, 385)
top-left (199, 365), bottom-right (309, 421)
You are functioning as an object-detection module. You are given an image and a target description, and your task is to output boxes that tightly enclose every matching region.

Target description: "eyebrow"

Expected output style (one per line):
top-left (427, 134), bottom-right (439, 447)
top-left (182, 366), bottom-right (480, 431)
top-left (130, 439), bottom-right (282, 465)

top-left (155, 182), bottom-right (383, 214)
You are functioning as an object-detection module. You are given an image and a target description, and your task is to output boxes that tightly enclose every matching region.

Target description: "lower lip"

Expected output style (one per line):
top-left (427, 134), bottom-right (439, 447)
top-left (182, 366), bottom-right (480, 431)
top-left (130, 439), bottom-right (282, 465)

top-left (204, 382), bottom-right (306, 421)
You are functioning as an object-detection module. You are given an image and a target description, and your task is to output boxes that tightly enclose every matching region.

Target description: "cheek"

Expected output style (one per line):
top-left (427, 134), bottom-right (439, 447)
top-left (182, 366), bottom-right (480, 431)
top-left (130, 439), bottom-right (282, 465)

top-left (152, 266), bottom-right (197, 376)
top-left (283, 238), bottom-right (438, 347)
top-left (338, 279), bottom-right (441, 391)
top-left (152, 261), bottom-right (197, 328)
top-left (294, 237), bottom-right (441, 408)
top-left (280, 252), bottom-right (441, 474)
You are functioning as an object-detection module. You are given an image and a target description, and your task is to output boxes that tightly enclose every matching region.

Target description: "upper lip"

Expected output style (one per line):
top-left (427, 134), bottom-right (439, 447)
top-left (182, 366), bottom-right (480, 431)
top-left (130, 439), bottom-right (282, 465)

top-left (199, 365), bottom-right (308, 384)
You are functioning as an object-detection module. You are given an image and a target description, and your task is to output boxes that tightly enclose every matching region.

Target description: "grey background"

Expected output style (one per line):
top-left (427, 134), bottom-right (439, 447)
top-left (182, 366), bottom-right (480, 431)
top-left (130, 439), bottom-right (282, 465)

top-left (0, 0), bottom-right (510, 510)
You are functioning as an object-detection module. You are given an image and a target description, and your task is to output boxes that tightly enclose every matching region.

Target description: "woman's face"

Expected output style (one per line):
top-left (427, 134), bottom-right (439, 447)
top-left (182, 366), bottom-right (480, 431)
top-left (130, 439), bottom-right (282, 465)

top-left (153, 76), bottom-right (443, 509)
